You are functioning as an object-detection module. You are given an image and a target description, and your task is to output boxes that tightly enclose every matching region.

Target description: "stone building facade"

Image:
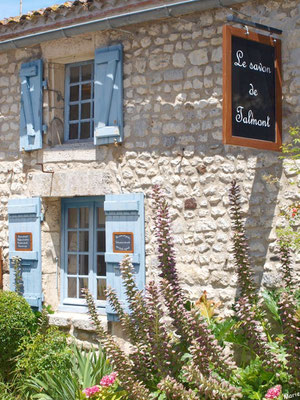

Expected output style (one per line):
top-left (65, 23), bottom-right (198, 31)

top-left (0, 0), bottom-right (299, 345)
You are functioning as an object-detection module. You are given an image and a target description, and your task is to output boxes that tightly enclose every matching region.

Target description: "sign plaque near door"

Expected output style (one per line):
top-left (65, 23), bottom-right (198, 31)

top-left (113, 232), bottom-right (134, 253)
top-left (15, 232), bottom-right (33, 251)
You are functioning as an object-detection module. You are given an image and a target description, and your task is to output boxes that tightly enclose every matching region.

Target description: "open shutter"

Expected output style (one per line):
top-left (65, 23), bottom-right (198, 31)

top-left (104, 193), bottom-right (145, 321)
top-left (8, 198), bottom-right (43, 310)
top-left (20, 59), bottom-right (43, 151)
top-left (94, 44), bottom-right (123, 146)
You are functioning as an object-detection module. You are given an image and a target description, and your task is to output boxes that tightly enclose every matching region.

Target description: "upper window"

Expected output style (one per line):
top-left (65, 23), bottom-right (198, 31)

top-left (19, 44), bottom-right (124, 151)
top-left (65, 61), bottom-right (95, 142)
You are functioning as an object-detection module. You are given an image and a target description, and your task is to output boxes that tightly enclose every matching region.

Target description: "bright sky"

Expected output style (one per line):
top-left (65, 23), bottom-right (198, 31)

top-left (0, 0), bottom-right (67, 20)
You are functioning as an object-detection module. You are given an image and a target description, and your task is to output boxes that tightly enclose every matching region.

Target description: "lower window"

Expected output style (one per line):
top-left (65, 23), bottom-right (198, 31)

top-left (61, 197), bottom-right (106, 310)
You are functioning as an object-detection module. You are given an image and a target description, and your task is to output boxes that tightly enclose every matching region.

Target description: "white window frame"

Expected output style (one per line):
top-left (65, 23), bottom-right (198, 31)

top-left (64, 60), bottom-right (94, 143)
top-left (60, 197), bottom-right (106, 313)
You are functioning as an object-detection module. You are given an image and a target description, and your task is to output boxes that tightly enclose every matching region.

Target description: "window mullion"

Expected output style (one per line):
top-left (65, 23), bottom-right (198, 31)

top-left (88, 203), bottom-right (96, 296)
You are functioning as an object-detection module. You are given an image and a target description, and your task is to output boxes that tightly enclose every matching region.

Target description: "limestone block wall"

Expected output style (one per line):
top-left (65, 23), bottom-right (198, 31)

top-left (0, 0), bottom-right (299, 341)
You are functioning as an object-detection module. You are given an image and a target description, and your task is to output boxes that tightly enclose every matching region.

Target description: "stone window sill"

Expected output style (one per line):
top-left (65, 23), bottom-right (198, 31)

top-left (40, 142), bottom-right (108, 163)
top-left (49, 311), bottom-right (107, 332)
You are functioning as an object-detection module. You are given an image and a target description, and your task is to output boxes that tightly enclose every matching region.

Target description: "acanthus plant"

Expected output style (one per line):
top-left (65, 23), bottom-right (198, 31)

top-left (84, 185), bottom-right (242, 400)
top-left (84, 182), bottom-right (299, 399)
top-left (229, 180), bottom-right (300, 392)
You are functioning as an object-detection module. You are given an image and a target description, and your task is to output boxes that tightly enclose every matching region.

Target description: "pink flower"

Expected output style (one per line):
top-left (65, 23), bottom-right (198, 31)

top-left (83, 385), bottom-right (100, 398)
top-left (265, 384), bottom-right (282, 399)
top-left (100, 372), bottom-right (118, 387)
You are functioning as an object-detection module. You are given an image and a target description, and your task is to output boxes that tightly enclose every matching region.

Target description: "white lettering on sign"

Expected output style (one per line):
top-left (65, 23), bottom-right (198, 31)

top-left (249, 62), bottom-right (271, 74)
top-left (249, 83), bottom-right (258, 96)
top-left (233, 50), bottom-right (271, 74)
top-left (235, 106), bottom-right (270, 127)
top-left (234, 50), bottom-right (247, 68)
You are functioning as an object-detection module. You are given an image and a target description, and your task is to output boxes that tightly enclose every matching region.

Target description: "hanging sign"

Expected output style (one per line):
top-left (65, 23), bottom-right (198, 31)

top-left (223, 25), bottom-right (282, 151)
top-left (113, 232), bottom-right (134, 253)
top-left (15, 232), bottom-right (33, 251)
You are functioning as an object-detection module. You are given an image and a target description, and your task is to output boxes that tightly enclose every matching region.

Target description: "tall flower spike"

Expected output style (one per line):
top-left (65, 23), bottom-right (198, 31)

top-left (152, 186), bottom-right (236, 379)
top-left (144, 280), bottom-right (181, 378)
top-left (229, 180), bottom-right (257, 303)
top-left (152, 185), bottom-right (184, 299)
top-left (83, 289), bottom-right (150, 400)
top-left (236, 296), bottom-right (281, 371)
top-left (278, 243), bottom-right (296, 290)
top-left (157, 375), bottom-right (199, 400)
top-left (161, 279), bottom-right (235, 379)
top-left (278, 290), bottom-right (300, 385)
top-left (183, 364), bottom-right (243, 400)
top-left (106, 286), bottom-right (154, 384)
top-left (106, 256), bottom-right (179, 385)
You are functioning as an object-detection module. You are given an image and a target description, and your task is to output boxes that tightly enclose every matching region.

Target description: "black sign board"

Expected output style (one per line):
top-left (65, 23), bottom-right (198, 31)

top-left (232, 36), bottom-right (275, 141)
top-left (15, 232), bottom-right (32, 251)
top-left (223, 26), bottom-right (282, 151)
top-left (113, 232), bottom-right (134, 253)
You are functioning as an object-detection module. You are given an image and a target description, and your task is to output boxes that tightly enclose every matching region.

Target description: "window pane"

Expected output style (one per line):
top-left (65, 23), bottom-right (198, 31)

top-left (80, 122), bottom-right (90, 139)
top-left (68, 278), bottom-right (77, 298)
top-left (69, 123), bottom-right (78, 140)
top-left (68, 208), bottom-right (77, 228)
top-left (70, 66), bottom-right (79, 83)
top-left (81, 83), bottom-right (91, 100)
top-left (79, 278), bottom-right (88, 298)
top-left (97, 279), bottom-right (106, 300)
top-left (97, 255), bottom-right (106, 276)
top-left (79, 208), bottom-right (89, 228)
top-left (82, 64), bottom-right (92, 81)
top-left (97, 231), bottom-right (105, 253)
top-left (69, 104), bottom-right (78, 121)
top-left (79, 255), bottom-right (89, 275)
top-left (68, 232), bottom-right (77, 251)
top-left (70, 85), bottom-right (79, 101)
top-left (81, 102), bottom-right (91, 119)
top-left (68, 255), bottom-right (77, 275)
top-left (79, 231), bottom-right (89, 252)
top-left (97, 208), bottom-right (105, 228)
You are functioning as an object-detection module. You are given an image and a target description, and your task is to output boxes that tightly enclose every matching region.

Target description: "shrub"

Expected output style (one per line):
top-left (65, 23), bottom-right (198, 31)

top-left (15, 325), bottom-right (72, 385)
top-left (0, 290), bottom-right (36, 379)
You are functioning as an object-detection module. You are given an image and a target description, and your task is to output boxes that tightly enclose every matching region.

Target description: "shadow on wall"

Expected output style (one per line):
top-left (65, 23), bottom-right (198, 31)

top-left (238, 153), bottom-right (283, 295)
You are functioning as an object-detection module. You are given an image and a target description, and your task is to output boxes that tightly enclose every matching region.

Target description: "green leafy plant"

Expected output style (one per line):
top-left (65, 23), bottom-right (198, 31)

top-left (24, 344), bottom-right (115, 400)
top-left (0, 290), bottom-right (36, 380)
top-left (15, 325), bottom-right (72, 393)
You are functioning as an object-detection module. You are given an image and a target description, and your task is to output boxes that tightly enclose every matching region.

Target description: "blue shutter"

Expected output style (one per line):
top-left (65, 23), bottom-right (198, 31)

top-left (104, 193), bottom-right (145, 321)
top-left (94, 44), bottom-right (123, 146)
top-left (8, 198), bottom-right (43, 310)
top-left (20, 59), bottom-right (43, 151)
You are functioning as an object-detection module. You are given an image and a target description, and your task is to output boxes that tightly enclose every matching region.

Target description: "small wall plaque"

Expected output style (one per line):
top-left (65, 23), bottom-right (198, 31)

top-left (15, 232), bottom-right (32, 251)
top-left (113, 232), bottom-right (134, 253)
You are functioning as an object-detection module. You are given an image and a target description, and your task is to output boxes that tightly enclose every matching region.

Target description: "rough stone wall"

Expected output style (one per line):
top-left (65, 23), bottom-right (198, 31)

top-left (0, 0), bottom-right (300, 341)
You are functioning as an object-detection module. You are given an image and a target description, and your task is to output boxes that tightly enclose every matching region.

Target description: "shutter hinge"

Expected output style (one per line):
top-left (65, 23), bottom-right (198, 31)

top-left (42, 80), bottom-right (48, 90)
top-left (40, 212), bottom-right (44, 222)
top-left (42, 124), bottom-right (48, 134)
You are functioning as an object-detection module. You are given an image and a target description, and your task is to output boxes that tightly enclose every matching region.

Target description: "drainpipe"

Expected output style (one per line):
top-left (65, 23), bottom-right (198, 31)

top-left (0, 0), bottom-right (253, 52)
